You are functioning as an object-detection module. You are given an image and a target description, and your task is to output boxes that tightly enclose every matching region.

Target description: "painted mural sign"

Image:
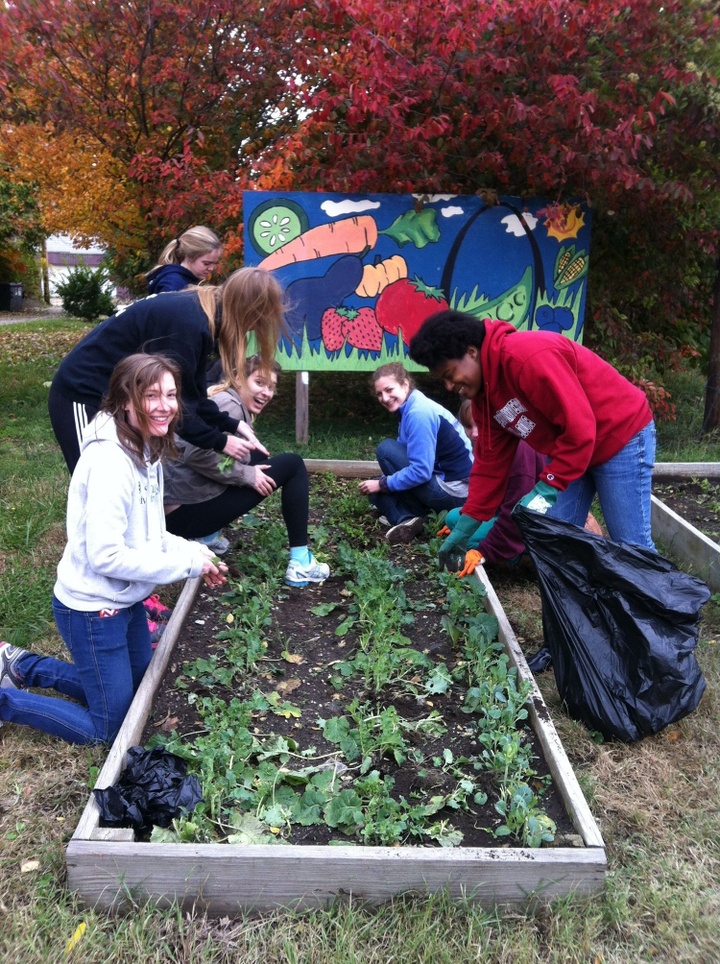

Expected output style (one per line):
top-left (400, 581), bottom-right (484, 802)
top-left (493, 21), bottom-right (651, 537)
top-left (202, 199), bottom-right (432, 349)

top-left (243, 191), bottom-right (592, 371)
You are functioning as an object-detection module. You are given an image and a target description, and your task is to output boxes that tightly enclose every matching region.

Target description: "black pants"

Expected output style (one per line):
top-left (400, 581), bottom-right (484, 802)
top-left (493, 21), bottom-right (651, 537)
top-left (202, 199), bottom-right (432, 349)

top-left (165, 452), bottom-right (310, 547)
top-left (48, 383), bottom-right (100, 474)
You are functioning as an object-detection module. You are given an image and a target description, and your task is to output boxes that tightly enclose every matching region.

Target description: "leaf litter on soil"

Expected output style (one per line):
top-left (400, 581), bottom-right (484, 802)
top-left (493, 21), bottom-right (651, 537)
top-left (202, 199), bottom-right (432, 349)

top-left (143, 476), bottom-right (580, 849)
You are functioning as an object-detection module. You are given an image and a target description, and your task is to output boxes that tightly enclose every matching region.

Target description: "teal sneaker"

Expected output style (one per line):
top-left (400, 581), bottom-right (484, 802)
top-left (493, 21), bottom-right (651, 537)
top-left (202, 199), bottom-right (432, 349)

top-left (284, 556), bottom-right (330, 588)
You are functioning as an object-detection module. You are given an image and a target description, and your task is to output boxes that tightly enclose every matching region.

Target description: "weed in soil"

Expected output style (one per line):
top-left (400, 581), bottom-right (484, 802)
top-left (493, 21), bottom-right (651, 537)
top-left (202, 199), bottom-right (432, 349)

top-left (143, 475), bottom-right (576, 850)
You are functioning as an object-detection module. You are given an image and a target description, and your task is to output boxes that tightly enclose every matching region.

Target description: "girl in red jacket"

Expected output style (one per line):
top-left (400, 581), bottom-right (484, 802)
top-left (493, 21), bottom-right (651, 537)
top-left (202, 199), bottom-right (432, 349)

top-left (409, 310), bottom-right (656, 567)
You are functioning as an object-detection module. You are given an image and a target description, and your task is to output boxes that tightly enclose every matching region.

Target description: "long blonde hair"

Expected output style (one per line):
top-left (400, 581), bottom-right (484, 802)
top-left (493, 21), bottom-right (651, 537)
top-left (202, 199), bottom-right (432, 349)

top-left (209, 354), bottom-right (282, 404)
top-left (152, 225), bottom-right (222, 269)
top-left (196, 267), bottom-right (285, 381)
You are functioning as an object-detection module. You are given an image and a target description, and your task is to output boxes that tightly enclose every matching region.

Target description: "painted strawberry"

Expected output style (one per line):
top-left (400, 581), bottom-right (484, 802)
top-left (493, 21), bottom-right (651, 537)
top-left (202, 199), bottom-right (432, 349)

top-left (321, 308), bottom-right (346, 351)
top-left (375, 276), bottom-right (449, 344)
top-left (340, 306), bottom-right (383, 351)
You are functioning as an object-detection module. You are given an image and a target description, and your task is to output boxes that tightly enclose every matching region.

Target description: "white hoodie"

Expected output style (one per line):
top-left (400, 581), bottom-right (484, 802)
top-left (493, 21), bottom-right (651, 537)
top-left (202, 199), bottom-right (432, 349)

top-left (54, 412), bottom-right (207, 611)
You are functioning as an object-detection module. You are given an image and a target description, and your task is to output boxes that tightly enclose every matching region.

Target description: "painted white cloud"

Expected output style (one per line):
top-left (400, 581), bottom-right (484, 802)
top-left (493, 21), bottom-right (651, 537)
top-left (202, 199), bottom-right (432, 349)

top-left (502, 212), bottom-right (538, 236)
top-left (441, 206), bottom-right (465, 218)
top-left (321, 199), bottom-right (381, 217)
top-left (414, 193), bottom-right (458, 202)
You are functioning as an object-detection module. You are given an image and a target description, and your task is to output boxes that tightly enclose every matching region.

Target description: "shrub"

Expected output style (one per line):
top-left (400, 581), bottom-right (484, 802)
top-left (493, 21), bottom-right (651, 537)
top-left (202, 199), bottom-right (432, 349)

top-left (56, 264), bottom-right (115, 322)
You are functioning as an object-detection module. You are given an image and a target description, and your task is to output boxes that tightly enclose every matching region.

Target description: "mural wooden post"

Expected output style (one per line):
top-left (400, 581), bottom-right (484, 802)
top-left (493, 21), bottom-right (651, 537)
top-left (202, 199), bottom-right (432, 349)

top-left (296, 371), bottom-right (309, 444)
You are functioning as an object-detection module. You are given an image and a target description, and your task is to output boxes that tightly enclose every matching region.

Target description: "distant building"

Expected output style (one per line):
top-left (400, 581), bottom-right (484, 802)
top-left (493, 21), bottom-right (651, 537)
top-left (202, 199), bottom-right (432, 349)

top-left (45, 234), bottom-right (110, 298)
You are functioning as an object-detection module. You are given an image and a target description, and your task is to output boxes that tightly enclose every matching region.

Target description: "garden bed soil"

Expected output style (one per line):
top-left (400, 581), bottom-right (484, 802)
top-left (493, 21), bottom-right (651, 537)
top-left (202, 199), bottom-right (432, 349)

top-left (141, 474), bottom-right (720, 851)
top-left (653, 477), bottom-right (720, 545)
top-left (143, 479), bottom-right (577, 850)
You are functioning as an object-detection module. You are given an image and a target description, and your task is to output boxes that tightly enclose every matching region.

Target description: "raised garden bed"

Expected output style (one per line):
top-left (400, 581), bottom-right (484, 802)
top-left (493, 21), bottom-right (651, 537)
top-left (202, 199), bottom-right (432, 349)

top-left (67, 466), bottom-right (608, 913)
top-left (66, 462), bottom-right (720, 913)
top-left (652, 469), bottom-right (720, 593)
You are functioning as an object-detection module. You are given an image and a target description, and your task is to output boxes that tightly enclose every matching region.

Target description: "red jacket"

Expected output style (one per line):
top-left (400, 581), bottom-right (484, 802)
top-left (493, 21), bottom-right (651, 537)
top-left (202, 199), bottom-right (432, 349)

top-left (465, 320), bottom-right (652, 522)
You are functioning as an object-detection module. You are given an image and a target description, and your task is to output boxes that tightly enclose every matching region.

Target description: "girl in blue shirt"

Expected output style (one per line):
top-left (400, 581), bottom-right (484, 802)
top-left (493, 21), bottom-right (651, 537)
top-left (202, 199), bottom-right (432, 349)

top-left (359, 363), bottom-right (472, 544)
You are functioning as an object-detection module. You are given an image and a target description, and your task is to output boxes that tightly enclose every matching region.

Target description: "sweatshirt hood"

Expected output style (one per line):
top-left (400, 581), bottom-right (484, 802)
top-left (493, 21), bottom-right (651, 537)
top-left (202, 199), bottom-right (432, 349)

top-left (80, 411), bottom-right (125, 453)
top-left (147, 263), bottom-right (198, 294)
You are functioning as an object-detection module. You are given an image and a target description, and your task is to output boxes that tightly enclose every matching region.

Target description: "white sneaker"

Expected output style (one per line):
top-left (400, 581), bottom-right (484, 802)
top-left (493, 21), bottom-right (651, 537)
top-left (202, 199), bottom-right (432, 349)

top-left (194, 532), bottom-right (230, 555)
top-left (385, 516), bottom-right (425, 545)
top-left (0, 642), bottom-right (26, 689)
top-left (284, 556), bottom-right (330, 588)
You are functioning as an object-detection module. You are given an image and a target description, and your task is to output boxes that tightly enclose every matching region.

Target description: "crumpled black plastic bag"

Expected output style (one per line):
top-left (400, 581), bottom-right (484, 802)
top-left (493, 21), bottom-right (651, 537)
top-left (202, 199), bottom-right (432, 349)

top-left (93, 745), bottom-right (203, 833)
top-left (513, 506), bottom-right (709, 742)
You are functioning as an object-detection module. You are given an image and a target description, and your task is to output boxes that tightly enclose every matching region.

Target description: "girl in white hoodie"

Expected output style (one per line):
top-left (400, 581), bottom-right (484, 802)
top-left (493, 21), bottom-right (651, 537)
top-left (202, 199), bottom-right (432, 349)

top-left (0, 354), bottom-right (225, 744)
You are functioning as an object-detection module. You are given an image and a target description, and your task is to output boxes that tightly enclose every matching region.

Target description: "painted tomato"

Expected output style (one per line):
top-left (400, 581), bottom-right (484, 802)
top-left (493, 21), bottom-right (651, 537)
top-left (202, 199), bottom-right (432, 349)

top-left (375, 276), bottom-right (449, 345)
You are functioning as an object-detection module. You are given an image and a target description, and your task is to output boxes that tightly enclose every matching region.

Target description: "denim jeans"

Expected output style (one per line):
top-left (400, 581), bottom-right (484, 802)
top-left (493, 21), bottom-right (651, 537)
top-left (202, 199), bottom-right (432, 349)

top-left (0, 597), bottom-right (151, 744)
top-left (548, 422), bottom-right (656, 550)
top-left (370, 438), bottom-right (467, 526)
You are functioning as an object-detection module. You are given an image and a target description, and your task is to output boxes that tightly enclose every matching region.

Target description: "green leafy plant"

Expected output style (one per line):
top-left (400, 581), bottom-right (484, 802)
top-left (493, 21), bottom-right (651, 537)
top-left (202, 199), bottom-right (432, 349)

top-left (55, 263), bottom-right (115, 322)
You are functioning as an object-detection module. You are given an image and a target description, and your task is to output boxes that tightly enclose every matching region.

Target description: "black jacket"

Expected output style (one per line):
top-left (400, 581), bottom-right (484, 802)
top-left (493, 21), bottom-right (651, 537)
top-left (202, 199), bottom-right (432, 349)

top-left (51, 291), bottom-right (238, 452)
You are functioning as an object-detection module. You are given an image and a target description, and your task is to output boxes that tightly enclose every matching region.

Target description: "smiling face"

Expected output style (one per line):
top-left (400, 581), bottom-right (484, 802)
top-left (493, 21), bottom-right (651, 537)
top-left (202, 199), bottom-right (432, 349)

top-left (183, 248), bottom-right (222, 281)
top-left (431, 346), bottom-right (484, 399)
top-left (239, 368), bottom-right (278, 416)
top-left (374, 375), bottom-right (412, 413)
top-left (125, 371), bottom-right (178, 437)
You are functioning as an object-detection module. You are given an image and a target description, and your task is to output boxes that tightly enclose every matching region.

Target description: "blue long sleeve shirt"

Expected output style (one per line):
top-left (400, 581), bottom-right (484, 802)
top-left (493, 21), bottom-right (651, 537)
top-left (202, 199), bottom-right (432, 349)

top-left (386, 390), bottom-right (472, 492)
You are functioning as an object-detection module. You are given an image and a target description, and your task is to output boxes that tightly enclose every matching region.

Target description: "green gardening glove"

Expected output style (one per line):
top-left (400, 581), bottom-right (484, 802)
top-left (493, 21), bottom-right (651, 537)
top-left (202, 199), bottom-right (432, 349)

top-left (438, 513), bottom-right (481, 571)
top-left (516, 480), bottom-right (558, 514)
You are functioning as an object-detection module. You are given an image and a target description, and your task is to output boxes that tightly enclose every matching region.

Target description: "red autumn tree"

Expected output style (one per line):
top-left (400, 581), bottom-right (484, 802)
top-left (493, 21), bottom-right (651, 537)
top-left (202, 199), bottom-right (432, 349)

top-left (255, 0), bottom-right (720, 416)
top-left (0, 0), bottom-right (308, 278)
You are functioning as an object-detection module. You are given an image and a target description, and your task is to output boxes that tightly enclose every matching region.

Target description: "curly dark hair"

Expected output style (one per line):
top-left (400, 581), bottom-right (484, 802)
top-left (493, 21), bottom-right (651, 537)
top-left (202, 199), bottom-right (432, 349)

top-left (408, 311), bottom-right (487, 369)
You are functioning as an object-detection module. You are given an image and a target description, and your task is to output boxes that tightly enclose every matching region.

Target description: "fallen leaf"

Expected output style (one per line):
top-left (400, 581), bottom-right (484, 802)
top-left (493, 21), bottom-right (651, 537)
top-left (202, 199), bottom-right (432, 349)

top-left (20, 859), bottom-right (40, 873)
top-left (282, 651), bottom-right (304, 664)
top-left (65, 922), bottom-right (87, 955)
top-left (276, 678), bottom-right (301, 695)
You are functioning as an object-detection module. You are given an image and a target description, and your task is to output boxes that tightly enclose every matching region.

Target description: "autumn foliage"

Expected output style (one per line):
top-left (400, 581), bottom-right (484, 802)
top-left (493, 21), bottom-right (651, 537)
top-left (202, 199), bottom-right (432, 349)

top-left (0, 0), bottom-right (719, 380)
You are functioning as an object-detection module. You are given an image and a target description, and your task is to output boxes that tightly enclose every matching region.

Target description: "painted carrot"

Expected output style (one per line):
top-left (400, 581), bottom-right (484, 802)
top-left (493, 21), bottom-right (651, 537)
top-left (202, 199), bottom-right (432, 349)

top-left (256, 215), bottom-right (378, 271)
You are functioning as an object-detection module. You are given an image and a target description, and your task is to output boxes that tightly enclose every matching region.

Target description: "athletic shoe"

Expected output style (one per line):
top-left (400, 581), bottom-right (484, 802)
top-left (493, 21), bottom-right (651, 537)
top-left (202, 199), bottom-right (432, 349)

top-left (143, 593), bottom-right (172, 621)
top-left (377, 515), bottom-right (391, 528)
top-left (0, 642), bottom-right (26, 689)
top-left (195, 532), bottom-right (230, 555)
top-left (148, 619), bottom-right (167, 650)
top-left (385, 516), bottom-right (425, 545)
top-left (284, 556), bottom-right (330, 588)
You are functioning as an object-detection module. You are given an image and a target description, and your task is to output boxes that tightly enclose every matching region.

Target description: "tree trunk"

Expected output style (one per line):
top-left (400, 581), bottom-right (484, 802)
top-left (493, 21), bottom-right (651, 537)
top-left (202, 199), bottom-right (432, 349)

top-left (702, 254), bottom-right (720, 435)
top-left (41, 238), bottom-right (51, 305)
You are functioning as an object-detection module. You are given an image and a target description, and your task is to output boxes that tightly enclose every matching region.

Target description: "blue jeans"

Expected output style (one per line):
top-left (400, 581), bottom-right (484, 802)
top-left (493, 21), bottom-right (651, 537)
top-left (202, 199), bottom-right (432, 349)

top-left (370, 438), bottom-right (467, 526)
top-left (548, 422), bottom-right (656, 550)
top-left (0, 598), bottom-right (151, 744)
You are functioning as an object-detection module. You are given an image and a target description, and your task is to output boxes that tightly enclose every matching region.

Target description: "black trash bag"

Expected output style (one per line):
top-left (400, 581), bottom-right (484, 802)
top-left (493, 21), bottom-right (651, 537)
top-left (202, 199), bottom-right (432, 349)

top-left (93, 745), bottom-right (203, 833)
top-left (513, 506), bottom-right (709, 742)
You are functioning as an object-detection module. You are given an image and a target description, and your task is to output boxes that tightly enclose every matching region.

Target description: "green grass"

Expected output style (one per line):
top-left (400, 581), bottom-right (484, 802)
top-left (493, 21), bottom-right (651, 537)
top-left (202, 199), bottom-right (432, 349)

top-left (1, 319), bottom-right (720, 962)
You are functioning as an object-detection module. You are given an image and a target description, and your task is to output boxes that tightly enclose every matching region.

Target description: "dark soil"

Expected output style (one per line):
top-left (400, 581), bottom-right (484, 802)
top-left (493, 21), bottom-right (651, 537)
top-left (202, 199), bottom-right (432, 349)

top-left (143, 474), bottom-right (718, 849)
top-left (144, 478), bottom-right (577, 850)
top-left (653, 477), bottom-right (720, 544)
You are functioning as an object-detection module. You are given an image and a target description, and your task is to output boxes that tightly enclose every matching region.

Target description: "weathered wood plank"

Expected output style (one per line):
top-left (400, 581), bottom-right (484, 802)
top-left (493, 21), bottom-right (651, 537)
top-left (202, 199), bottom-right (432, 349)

top-left (304, 459), bottom-right (379, 477)
top-left (72, 576), bottom-right (202, 841)
top-left (66, 839), bottom-right (606, 913)
top-left (475, 566), bottom-right (605, 850)
top-left (302, 460), bottom-right (720, 481)
top-left (654, 462), bottom-right (720, 479)
top-left (295, 372), bottom-right (309, 445)
top-left (651, 494), bottom-right (720, 592)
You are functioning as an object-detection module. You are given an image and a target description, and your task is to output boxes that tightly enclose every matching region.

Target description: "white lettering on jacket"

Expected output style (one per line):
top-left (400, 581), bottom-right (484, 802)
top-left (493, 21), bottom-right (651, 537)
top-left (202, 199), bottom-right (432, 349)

top-left (494, 399), bottom-right (536, 438)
